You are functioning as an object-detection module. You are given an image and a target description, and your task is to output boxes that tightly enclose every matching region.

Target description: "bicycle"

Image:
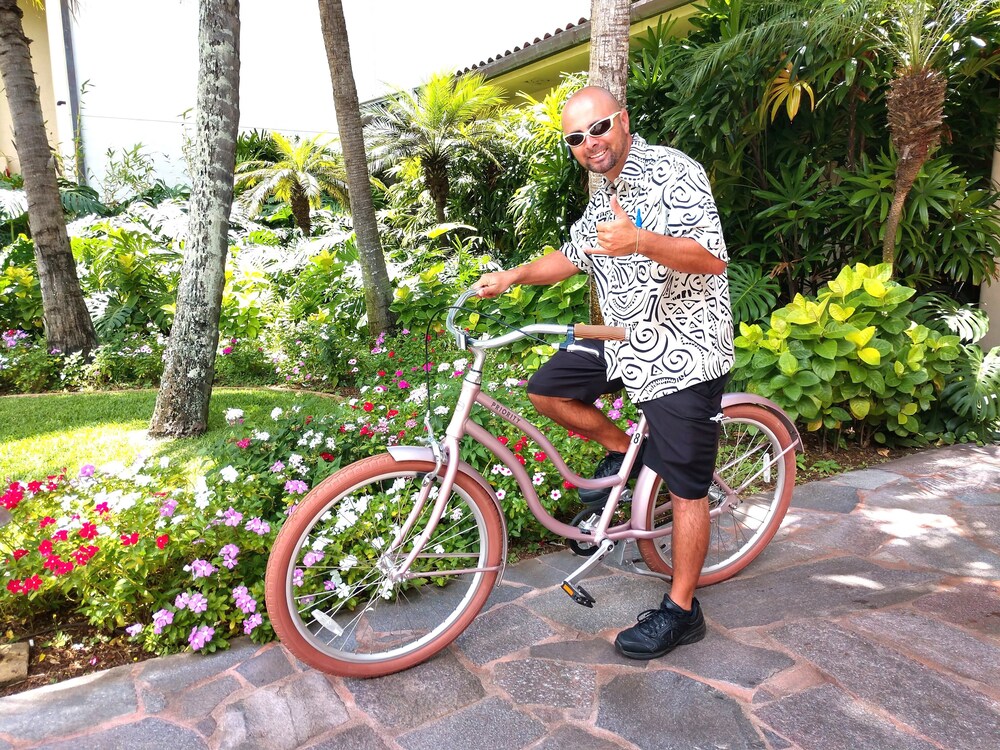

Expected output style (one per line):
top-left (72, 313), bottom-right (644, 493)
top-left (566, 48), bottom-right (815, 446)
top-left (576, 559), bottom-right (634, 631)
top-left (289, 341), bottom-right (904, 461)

top-left (264, 288), bottom-right (801, 678)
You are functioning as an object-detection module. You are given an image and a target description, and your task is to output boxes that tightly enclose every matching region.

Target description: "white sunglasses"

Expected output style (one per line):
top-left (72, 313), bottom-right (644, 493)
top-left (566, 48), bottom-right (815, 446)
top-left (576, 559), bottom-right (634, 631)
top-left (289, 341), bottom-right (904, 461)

top-left (563, 110), bottom-right (624, 147)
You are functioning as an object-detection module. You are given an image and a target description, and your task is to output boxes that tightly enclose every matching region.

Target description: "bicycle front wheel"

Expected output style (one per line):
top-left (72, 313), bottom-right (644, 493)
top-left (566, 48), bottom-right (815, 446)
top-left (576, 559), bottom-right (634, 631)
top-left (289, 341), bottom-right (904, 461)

top-left (636, 404), bottom-right (796, 586)
top-left (265, 453), bottom-right (504, 678)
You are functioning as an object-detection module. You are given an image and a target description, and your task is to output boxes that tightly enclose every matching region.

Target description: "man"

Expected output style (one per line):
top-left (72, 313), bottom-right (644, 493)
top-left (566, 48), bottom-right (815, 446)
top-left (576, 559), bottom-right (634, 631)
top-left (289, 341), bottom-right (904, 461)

top-left (475, 86), bottom-right (734, 660)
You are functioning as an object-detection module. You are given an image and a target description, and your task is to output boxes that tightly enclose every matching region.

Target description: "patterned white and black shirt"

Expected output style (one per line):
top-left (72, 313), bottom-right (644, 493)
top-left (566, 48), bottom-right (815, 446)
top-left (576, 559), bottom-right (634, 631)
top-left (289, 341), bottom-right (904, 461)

top-left (560, 135), bottom-right (734, 402)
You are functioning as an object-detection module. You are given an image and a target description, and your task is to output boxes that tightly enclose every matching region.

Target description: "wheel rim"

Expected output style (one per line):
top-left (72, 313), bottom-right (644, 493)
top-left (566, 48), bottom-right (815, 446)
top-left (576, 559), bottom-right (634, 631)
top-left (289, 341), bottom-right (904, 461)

top-left (647, 414), bottom-right (789, 576)
top-left (280, 469), bottom-right (491, 664)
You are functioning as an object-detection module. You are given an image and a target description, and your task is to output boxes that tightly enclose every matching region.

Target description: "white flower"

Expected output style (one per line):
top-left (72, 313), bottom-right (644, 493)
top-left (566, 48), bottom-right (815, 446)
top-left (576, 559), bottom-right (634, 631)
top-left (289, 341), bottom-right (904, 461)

top-left (271, 407), bottom-right (283, 420)
top-left (450, 506), bottom-right (464, 521)
top-left (220, 465), bottom-right (239, 483)
top-left (159, 456), bottom-right (171, 469)
top-left (253, 430), bottom-right (270, 442)
top-left (532, 472), bottom-right (544, 486)
top-left (496, 489), bottom-right (506, 500)
top-left (133, 474), bottom-right (153, 487)
top-left (437, 362), bottom-right (451, 373)
top-left (339, 554), bottom-right (358, 571)
top-left (550, 489), bottom-right (562, 501)
top-left (335, 583), bottom-right (351, 599)
top-left (225, 408), bottom-right (244, 423)
top-left (433, 405), bottom-right (450, 415)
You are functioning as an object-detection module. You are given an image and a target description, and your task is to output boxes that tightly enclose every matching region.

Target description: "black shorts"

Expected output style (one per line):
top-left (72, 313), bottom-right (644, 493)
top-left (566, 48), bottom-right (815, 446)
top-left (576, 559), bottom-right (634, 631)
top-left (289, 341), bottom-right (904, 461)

top-left (527, 342), bottom-right (728, 500)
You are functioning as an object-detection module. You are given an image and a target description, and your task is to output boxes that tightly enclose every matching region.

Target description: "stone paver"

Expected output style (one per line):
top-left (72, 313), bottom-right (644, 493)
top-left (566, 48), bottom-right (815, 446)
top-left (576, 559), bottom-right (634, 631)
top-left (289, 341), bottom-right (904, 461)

top-left (1, 443), bottom-right (998, 750)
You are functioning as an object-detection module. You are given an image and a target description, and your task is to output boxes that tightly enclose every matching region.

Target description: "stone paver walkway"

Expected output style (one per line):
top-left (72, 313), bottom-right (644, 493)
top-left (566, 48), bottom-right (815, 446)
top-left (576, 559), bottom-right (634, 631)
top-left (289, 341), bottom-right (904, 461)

top-left (2, 443), bottom-right (999, 749)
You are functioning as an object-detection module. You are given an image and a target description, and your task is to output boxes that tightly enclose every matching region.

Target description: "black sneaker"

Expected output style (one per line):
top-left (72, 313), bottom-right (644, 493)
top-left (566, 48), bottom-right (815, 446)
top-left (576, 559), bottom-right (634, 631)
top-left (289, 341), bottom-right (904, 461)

top-left (577, 445), bottom-right (645, 506)
top-left (614, 595), bottom-right (706, 660)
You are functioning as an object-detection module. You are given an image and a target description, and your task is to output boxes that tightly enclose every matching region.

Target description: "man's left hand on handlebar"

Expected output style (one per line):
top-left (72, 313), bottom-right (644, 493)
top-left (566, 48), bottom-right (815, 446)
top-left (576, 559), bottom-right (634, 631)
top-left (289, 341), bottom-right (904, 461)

top-left (473, 271), bottom-right (514, 298)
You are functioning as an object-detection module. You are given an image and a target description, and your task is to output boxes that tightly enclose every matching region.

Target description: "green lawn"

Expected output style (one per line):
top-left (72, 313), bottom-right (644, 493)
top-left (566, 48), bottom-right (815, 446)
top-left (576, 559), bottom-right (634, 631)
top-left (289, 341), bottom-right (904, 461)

top-left (0, 388), bottom-right (341, 481)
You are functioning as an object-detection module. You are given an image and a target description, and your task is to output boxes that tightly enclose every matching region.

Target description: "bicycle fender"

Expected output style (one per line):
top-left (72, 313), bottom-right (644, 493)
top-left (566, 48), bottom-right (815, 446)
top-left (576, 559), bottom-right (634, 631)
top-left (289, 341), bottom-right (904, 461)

top-left (722, 393), bottom-right (803, 451)
top-left (386, 445), bottom-right (509, 572)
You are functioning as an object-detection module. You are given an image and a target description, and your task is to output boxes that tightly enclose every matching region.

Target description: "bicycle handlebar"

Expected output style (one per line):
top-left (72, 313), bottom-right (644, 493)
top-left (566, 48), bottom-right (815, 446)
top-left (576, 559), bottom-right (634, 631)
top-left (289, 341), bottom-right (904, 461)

top-left (446, 288), bottom-right (626, 349)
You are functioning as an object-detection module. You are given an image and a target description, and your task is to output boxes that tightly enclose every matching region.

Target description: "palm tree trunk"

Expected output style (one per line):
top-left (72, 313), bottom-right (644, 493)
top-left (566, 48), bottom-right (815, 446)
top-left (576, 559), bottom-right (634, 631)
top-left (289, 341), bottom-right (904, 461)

top-left (0, 0), bottom-right (97, 355)
top-left (883, 68), bottom-right (947, 270)
top-left (150, 0), bottom-right (240, 437)
top-left (317, 0), bottom-right (396, 336)
top-left (586, 0), bottom-right (631, 325)
top-left (423, 157), bottom-right (449, 224)
top-left (289, 182), bottom-right (312, 235)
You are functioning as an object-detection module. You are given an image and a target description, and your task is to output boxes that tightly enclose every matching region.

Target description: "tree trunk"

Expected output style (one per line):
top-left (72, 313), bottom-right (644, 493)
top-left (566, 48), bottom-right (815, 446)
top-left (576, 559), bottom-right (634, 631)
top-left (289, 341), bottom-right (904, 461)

top-left (586, 0), bottom-right (631, 325)
top-left (317, 0), bottom-right (396, 336)
top-left (289, 181), bottom-right (312, 235)
top-left (422, 155), bottom-right (450, 225)
top-left (0, 0), bottom-right (97, 355)
top-left (149, 0), bottom-right (240, 438)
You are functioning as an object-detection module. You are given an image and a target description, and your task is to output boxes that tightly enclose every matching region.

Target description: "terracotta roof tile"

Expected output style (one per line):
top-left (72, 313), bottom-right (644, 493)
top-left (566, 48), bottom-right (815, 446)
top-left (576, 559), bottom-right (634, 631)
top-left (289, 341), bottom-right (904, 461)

top-left (457, 16), bottom-right (591, 76)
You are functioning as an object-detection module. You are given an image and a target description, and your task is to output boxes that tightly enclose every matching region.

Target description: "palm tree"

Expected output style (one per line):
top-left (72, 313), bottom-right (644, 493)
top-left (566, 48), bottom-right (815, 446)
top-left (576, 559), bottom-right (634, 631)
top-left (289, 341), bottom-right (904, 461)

top-left (365, 71), bottom-right (506, 224)
top-left (235, 132), bottom-right (348, 235)
top-left (317, 0), bottom-right (395, 335)
top-left (149, 0), bottom-right (240, 437)
top-left (876, 0), bottom-right (995, 268)
top-left (0, 0), bottom-right (97, 355)
top-left (586, 0), bottom-right (633, 324)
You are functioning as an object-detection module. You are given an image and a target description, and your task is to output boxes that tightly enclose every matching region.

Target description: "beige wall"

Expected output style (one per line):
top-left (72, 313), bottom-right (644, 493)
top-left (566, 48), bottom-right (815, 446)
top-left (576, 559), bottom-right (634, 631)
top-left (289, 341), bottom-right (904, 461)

top-left (0, 1), bottom-right (64, 176)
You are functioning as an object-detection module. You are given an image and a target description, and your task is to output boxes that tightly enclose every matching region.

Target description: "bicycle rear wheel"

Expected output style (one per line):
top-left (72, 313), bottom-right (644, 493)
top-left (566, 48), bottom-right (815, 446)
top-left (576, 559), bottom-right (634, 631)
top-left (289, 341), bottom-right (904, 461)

top-left (636, 404), bottom-right (796, 585)
top-left (265, 453), bottom-right (504, 678)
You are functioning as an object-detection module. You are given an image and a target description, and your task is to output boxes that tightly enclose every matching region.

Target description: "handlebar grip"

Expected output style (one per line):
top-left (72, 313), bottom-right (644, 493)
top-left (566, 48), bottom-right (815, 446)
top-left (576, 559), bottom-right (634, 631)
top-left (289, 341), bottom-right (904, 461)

top-left (573, 324), bottom-right (626, 341)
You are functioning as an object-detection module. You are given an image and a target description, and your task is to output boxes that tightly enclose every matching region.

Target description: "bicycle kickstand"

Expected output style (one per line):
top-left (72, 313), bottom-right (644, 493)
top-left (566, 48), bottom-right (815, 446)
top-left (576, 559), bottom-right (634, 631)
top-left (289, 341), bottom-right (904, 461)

top-left (560, 538), bottom-right (615, 608)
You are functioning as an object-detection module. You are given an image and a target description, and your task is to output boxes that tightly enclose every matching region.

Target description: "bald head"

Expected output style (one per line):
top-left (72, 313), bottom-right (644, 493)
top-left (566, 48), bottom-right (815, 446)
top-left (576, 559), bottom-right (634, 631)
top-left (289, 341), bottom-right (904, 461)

top-left (561, 86), bottom-right (632, 180)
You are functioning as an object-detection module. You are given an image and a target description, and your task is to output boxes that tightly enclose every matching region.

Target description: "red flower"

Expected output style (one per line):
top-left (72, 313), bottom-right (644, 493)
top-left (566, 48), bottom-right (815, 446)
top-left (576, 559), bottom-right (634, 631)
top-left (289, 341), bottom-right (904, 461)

top-left (498, 436), bottom-right (509, 445)
top-left (6, 579), bottom-right (23, 594)
top-left (320, 452), bottom-right (335, 462)
top-left (13, 548), bottom-right (28, 560)
top-left (120, 533), bottom-right (139, 546)
top-left (156, 534), bottom-right (170, 549)
top-left (388, 351), bottom-right (395, 358)
top-left (46, 481), bottom-right (58, 491)
top-left (386, 409), bottom-right (399, 418)
top-left (38, 539), bottom-right (53, 556)
top-left (398, 430), bottom-right (406, 439)
top-left (79, 522), bottom-right (99, 540)
top-left (378, 370), bottom-right (386, 377)
top-left (22, 575), bottom-right (42, 591)
top-left (363, 402), bottom-right (374, 412)
top-left (563, 480), bottom-right (576, 489)
top-left (534, 452), bottom-right (547, 462)
top-left (339, 425), bottom-right (347, 433)
top-left (305, 415), bottom-right (313, 424)
top-left (51, 529), bottom-right (68, 542)
top-left (39, 516), bottom-right (56, 528)
top-left (27, 481), bottom-right (43, 493)
top-left (516, 455), bottom-right (526, 465)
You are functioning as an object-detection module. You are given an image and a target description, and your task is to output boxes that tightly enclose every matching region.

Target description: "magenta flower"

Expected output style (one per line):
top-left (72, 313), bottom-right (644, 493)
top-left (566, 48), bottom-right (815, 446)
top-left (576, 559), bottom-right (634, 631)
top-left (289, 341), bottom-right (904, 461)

top-left (398, 380), bottom-right (410, 389)
top-left (190, 559), bottom-right (217, 579)
top-left (236, 438), bottom-right (250, 449)
top-left (79, 464), bottom-right (95, 477)
top-left (243, 613), bottom-right (263, 634)
top-left (188, 625), bottom-right (215, 651)
top-left (152, 608), bottom-right (174, 635)
top-left (220, 544), bottom-right (240, 569)
top-left (284, 479), bottom-right (309, 495)
top-left (245, 517), bottom-right (270, 535)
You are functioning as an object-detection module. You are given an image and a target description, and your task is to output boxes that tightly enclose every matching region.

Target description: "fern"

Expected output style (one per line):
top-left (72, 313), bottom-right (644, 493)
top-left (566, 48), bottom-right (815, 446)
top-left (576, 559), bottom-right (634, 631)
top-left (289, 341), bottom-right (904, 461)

top-left (728, 261), bottom-right (780, 327)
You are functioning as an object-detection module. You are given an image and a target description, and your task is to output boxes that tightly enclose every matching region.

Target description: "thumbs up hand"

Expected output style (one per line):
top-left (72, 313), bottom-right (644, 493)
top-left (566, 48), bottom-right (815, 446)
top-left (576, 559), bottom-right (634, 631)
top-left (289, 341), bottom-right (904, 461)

top-left (587, 194), bottom-right (642, 257)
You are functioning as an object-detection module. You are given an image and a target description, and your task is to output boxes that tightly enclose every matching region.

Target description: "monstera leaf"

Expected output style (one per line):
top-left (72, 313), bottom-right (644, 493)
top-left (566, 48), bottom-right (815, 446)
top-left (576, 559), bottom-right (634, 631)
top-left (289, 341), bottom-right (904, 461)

top-left (941, 344), bottom-right (1000, 425)
top-left (911, 292), bottom-right (990, 344)
top-left (728, 261), bottom-right (780, 328)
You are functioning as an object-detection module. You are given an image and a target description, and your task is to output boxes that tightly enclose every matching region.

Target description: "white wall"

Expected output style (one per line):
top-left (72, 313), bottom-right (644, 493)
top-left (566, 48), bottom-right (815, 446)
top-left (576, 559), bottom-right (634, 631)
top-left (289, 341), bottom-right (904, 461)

top-left (69, 0), bottom-right (589, 189)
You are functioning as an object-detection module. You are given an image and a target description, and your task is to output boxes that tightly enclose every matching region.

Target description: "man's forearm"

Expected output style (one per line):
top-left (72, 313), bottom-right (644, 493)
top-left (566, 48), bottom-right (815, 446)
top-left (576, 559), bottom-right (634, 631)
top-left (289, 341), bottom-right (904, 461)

top-left (507, 250), bottom-right (581, 286)
top-left (638, 231), bottom-right (726, 275)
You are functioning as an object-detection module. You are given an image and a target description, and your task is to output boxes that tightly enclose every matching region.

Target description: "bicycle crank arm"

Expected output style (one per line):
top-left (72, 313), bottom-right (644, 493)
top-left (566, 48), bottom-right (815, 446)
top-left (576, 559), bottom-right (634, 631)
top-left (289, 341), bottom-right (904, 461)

top-left (561, 538), bottom-right (615, 608)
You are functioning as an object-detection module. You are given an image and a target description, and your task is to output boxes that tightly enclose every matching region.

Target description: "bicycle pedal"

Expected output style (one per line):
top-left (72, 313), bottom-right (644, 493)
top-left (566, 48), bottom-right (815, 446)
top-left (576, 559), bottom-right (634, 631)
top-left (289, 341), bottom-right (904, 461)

top-left (561, 581), bottom-right (596, 608)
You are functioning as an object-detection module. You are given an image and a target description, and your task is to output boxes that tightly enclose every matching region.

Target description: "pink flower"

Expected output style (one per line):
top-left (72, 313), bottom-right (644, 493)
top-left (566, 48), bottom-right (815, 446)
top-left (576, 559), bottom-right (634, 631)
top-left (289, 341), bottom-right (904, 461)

top-left (222, 507), bottom-right (243, 527)
top-left (243, 613), bottom-right (263, 634)
top-left (190, 559), bottom-right (217, 579)
top-left (152, 608), bottom-right (174, 634)
top-left (284, 479), bottom-right (308, 495)
top-left (94, 502), bottom-right (110, 515)
top-left (236, 438), bottom-right (251, 449)
top-left (270, 460), bottom-right (285, 473)
top-left (222, 346), bottom-right (233, 355)
top-left (245, 517), bottom-right (270, 535)
top-left (188, 625), bottom-right (214, 651)
top-left (79, 464), bottom-right (95, 477)
top-left (398, 380), bottom-right (409, 389)
top-left (159, 499), bottom-right (177, 517)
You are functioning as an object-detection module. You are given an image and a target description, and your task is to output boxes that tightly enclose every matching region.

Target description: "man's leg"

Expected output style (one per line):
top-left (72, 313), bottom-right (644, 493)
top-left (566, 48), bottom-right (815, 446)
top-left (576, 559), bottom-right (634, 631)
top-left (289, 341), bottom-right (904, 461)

top-left (528, 393), bottom-right (629, 453)
top-left (666, 494), bottom-right (709, 610)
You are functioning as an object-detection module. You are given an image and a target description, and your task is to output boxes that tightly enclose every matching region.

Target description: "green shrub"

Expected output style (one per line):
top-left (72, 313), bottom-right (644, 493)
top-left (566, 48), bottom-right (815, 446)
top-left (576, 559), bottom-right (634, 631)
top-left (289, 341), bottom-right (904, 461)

top-left (85, 333), bottom-right (166, 388)
top-left (0, 331), bottom-right (59, 393)
top-left (734, 263), bottom-right (960, 446)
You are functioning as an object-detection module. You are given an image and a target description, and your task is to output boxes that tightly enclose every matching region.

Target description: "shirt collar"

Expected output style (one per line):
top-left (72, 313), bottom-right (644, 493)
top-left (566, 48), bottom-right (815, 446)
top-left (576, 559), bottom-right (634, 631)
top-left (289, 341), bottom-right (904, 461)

top-left (605, 134), bottom-right (651, 195)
